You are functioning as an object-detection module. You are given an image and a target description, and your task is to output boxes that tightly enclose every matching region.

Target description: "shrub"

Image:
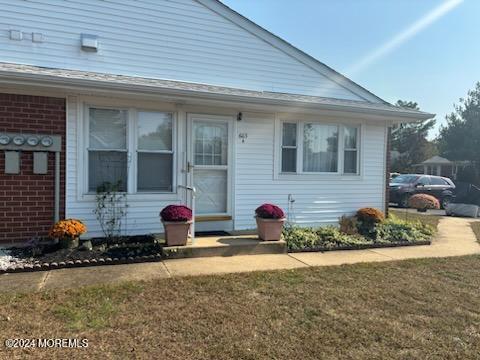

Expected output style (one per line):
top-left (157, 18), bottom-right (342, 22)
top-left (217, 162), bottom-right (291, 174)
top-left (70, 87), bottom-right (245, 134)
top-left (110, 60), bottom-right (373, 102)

top-left (339, 215), bottom-right (358, 235)
top-left (375, 218), bottom-right (434, 243)
top-left (160, 205), bottom-right (193, 222)
top-left (283, 225), bottom-right (371, 250)
top-left (282, 218), bottom-right (434, 251)
top-left (356, 208), bottom-right (385, 238)
top-left (408, 194), bottom-right (440, 210)
top-left (94, 181), bottom-right (128, 242)
top-left (282, 225), bottom-right (319, 250)
top-left (255, 203), bottom-right (285, 219)
top-left (49, 219), bottom-right (87, 239)
top-left (356, 208), bottom-right (385, 224)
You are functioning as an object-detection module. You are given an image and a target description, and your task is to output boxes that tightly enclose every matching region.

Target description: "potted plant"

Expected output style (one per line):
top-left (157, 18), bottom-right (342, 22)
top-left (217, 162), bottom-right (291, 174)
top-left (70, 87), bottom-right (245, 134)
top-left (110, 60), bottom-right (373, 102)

top-left (408, 194), bottom-right (440, 212)
top-left (49, 219), bottom-right (87, 249)
top-left (160, 205), bottom-right (193, 246)
top-left (255, 203), bottom-right (286, 241)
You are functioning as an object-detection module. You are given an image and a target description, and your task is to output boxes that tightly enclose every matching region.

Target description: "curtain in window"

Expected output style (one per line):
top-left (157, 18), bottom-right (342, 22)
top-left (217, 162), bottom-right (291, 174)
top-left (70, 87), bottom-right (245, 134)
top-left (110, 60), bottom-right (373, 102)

top-left (303, 124), bottom-right (338, 172)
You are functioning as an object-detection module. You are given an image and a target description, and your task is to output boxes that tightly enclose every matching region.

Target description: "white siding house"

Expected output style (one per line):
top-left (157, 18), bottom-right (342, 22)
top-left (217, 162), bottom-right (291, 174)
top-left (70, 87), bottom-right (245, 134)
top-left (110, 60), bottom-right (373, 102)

top-left (0, 0), bottom-right (433, 239)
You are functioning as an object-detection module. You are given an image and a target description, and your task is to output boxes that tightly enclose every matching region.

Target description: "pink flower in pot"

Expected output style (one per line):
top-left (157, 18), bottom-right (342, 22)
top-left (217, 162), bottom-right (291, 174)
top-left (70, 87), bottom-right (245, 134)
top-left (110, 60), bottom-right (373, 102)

top-left (160, 205), bottom-right (193, 246)
top-left (255, 203), bottom-right (286, 241)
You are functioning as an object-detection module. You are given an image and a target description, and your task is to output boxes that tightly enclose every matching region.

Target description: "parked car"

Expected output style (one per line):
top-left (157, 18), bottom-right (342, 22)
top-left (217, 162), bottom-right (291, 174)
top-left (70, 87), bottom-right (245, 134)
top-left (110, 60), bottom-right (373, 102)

top-left (389, 174), bottom-right (456, 209)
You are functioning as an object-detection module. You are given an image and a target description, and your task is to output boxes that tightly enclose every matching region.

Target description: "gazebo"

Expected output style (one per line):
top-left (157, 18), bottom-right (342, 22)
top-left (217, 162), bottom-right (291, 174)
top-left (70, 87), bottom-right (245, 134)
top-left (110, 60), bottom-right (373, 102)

top-left (414, 156), bottom-right (456, 178)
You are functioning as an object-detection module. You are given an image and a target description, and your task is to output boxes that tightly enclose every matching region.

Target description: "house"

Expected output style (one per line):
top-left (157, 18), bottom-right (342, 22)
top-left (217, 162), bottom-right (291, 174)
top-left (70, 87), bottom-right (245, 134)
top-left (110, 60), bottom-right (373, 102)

top-left (0, 0), bottom-right (434, 244)
top-left (414, 156), bottom-right (465, 179)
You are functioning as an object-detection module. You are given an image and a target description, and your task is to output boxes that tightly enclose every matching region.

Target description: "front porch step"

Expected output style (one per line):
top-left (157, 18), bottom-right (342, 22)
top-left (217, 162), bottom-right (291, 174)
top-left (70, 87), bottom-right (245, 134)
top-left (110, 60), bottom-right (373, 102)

top-left (162, 236), bottom-right (286, 259)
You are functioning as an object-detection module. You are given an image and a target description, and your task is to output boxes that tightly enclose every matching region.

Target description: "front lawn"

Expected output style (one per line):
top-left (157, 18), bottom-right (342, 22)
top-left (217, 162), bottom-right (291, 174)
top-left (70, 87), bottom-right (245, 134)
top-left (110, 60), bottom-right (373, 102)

top-left (2, 256), bottom-right (480, 359)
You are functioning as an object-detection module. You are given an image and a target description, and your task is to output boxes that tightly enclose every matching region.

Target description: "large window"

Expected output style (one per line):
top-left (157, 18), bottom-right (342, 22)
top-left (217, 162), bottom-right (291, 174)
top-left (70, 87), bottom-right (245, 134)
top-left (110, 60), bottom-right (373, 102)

top-left (87, 107), bottom-right (174, 193)
top-left (280, 121), bottom-right (360, 175)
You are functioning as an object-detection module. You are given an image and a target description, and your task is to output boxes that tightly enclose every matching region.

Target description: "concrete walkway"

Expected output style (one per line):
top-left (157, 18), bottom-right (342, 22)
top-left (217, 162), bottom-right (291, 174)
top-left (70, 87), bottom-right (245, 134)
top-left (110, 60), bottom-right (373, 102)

top-left (1, 217), bottom-right (479, 292)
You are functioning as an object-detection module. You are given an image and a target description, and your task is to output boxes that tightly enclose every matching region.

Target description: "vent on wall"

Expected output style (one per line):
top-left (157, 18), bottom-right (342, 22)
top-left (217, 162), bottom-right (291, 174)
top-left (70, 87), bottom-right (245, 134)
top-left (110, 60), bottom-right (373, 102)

top-left (81, 34), bottom-right (99, 52)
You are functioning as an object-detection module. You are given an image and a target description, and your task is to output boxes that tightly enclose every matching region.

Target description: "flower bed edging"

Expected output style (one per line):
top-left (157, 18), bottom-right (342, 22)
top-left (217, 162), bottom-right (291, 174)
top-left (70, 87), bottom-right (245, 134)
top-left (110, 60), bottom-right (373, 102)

top-left (288, 240), bottom-right (431, 253)
top-left (0, 252), bottom-right (164, 274)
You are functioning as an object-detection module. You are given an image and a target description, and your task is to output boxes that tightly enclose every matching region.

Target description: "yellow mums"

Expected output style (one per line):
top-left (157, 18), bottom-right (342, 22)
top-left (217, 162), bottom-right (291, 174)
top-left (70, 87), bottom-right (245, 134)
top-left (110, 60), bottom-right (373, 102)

top-left (49, 219), bottom-right (87, 239)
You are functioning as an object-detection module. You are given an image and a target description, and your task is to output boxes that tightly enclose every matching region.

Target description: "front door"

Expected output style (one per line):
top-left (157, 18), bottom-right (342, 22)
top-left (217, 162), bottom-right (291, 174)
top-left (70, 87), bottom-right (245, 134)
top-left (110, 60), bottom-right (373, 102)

top-left (187, 114), bottom-right (232, 220)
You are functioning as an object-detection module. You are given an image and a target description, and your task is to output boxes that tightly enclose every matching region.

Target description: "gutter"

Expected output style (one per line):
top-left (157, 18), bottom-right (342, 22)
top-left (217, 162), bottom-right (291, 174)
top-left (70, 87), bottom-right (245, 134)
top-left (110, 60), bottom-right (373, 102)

top-left (0, 70), bottom-right (435, 121)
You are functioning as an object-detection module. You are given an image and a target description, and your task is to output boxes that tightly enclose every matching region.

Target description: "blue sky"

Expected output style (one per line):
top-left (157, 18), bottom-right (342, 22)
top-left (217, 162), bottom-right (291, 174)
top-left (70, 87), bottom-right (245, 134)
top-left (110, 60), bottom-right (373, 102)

top-left (221, 0), bottom-right (480, 138)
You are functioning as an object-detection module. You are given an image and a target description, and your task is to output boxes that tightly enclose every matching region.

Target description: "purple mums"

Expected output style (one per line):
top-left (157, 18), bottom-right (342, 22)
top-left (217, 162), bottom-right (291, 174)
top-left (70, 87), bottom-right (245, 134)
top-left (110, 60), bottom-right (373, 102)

top-left (160, 205), bottom-right (193, 222)
top-left (255, 203), bottom-right (285, 219)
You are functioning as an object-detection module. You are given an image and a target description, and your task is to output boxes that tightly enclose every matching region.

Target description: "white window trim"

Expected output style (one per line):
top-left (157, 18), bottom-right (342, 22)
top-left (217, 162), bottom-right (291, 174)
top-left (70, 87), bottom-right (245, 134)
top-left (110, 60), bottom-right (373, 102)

top-left (274, 116), bottom-right (364, 181)
top-left (78, 102), bottom-right (179, 201)
top-left (280, 122), bottom-right (298, 173)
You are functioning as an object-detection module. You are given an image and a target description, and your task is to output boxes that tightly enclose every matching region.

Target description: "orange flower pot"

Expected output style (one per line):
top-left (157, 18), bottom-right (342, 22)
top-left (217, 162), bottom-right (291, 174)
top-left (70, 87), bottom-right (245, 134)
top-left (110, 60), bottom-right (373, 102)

top-left (256, 217), bottom-right (285, 241)
top-left (162, 220), bottom-right (192, 246)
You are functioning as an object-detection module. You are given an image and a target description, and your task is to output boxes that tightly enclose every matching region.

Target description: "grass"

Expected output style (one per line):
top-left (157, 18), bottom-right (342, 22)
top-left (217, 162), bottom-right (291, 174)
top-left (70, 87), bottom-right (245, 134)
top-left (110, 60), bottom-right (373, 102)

top-left (472, 222), bottom-right (480, 243)
top-left (390, 209), bottom-right (442, 229)
top-left (2, 256), bottom-right (480, 359)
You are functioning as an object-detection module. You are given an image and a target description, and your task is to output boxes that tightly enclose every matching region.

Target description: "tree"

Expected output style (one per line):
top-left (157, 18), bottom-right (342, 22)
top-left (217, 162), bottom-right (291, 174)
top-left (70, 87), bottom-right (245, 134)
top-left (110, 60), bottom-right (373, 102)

top-left (437, 82), bottom-right (480, 183)
top-left (390, 100), bottom-right (437, 173)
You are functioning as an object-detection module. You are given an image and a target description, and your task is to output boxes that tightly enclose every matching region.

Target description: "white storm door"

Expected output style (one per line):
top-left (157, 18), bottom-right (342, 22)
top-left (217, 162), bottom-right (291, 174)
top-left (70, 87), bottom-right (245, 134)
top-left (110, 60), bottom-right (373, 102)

top-left (188, 115), bottom-right (232, 216)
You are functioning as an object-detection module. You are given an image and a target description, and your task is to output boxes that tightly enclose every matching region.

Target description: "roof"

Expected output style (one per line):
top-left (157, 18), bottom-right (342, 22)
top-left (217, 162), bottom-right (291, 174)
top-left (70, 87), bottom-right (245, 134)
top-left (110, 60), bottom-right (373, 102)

top-left (0, 62), bottom-right (434, 120)
top-left (200, 0), bottom-right (385, 103)
top-left (419, 156), bottom-right (453, 165)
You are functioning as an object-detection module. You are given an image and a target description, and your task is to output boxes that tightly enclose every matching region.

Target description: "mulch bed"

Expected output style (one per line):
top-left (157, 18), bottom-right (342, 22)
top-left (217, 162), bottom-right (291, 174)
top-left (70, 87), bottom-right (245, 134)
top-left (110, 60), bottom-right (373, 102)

top-left (288, 240), bottom-right (431, 253)
top-left (1, 235), bottom-right (165, 274)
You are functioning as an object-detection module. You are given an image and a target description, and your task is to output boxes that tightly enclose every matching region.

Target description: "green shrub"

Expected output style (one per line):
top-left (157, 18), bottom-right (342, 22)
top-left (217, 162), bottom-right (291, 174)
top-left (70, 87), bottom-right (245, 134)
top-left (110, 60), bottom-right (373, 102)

top-left (283, 225), bottom-right (371, 250)
top-left (375, 218), bottom-right (434, 243)
top-left (282, 226), bottom-right (318, 251)
top-left (283, 217), bottom-right (435, 251)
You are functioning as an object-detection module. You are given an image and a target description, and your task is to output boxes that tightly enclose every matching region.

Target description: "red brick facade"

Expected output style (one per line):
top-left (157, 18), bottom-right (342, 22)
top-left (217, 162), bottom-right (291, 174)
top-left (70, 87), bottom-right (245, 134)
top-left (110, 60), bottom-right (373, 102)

top-left (0, 93), bottom-right (66, 244)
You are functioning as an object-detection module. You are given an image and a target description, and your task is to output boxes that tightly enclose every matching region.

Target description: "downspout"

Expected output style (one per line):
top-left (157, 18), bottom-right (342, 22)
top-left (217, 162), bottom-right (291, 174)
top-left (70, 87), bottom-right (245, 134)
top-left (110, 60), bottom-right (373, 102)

top-left (54, 151), bottom-right (60, 222)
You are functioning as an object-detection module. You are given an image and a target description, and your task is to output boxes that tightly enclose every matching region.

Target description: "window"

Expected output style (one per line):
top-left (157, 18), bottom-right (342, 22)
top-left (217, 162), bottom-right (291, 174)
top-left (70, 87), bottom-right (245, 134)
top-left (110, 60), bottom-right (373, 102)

top-left (430, 177), bottom-right (448, 186)
top-left (280, 121), bottom-right (360, 175)
top-left (303, 123), bottom-right (338, 172)
top-left (88, 108), bottom-right (128, 192)
top-left (86, 106), bottom-right (174, 194)
top-left (137, 111), bottom-right (173, 192)
top-left (281, 123), bottom-right (297, 172)
top-left (417, 176), bottom-right (431, 186)
top-left (343, 126), bottom-right (358, 174)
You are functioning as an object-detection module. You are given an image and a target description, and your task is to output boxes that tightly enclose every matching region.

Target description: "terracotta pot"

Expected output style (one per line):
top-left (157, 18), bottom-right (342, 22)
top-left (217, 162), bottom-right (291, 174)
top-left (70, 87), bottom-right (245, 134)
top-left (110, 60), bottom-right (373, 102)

top-left (256, 217), bottom-right (285, 241)
top-left (59, 237), bottom-right (79, 249)
top-left (162, 220), bottom-right (192, 246)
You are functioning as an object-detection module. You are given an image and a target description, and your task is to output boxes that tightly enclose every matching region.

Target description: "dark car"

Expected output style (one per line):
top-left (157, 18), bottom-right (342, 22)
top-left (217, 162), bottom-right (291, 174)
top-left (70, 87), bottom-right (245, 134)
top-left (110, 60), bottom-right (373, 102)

top-left (389, 174), bottom-right (456, 209)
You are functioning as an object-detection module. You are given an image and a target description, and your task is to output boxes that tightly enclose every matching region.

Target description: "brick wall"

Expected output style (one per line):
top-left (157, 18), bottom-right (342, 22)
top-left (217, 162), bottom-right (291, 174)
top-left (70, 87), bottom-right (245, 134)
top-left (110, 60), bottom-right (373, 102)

top-left (0, 93), bottom-right (65, 244)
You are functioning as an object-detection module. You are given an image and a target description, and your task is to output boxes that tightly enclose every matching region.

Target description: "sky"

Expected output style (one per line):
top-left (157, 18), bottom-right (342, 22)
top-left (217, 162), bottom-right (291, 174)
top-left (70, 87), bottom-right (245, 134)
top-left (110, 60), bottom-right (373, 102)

top-left (221, 0), bottom-right (480, 139)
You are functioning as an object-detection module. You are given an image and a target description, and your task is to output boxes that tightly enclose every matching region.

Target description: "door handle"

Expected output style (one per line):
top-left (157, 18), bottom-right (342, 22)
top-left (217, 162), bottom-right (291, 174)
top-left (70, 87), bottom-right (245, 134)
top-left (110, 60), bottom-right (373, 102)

top-left (187, 161), bottom-right (195, 173)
